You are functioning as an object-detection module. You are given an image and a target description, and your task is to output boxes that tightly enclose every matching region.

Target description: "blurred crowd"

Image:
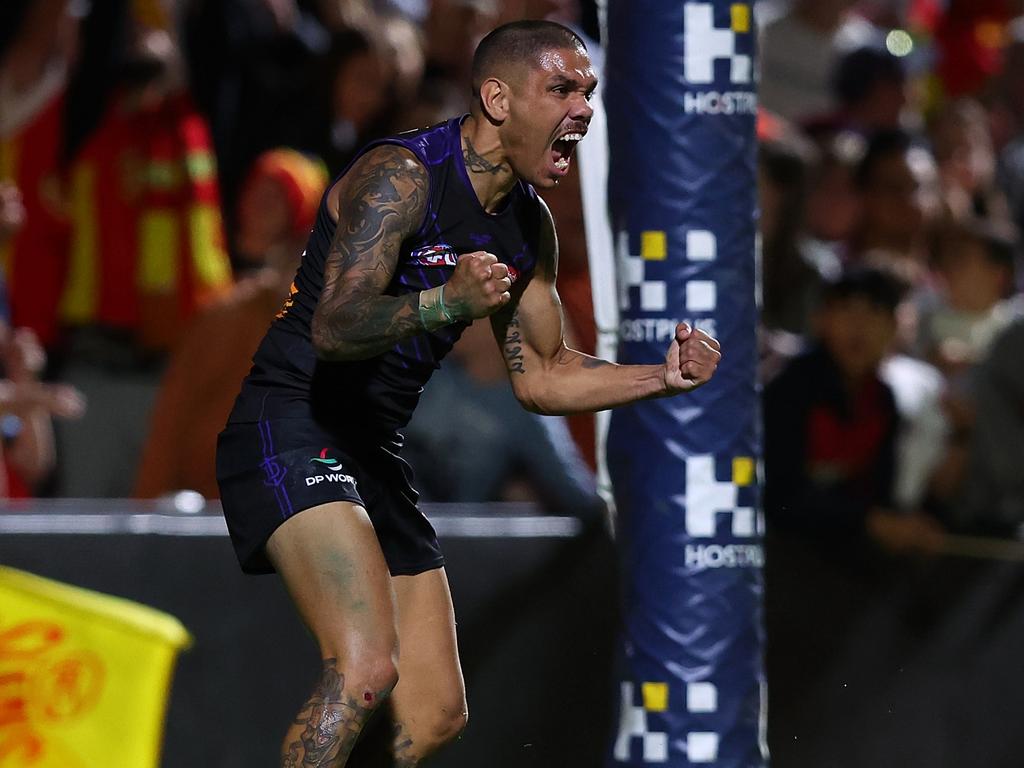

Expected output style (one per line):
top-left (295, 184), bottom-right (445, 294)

top-left (758, 0), bottom-right (1024, 551)
top-left (1, 0), bottom-right (1022, 543)
top-left (0, 0), bottom-right (603, 511)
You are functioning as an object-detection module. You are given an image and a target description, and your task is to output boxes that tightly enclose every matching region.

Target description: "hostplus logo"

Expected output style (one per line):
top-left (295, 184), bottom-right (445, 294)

top-left (678, 454), bottom-right (764, 570)
top-left (683, 2), bottom-right (757, 115)
top-left (306, 449), bottom-right (357, 487)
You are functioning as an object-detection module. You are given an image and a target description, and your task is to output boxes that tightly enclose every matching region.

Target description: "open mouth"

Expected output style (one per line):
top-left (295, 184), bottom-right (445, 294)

top-left (550, 132), bottom-right (585, 172)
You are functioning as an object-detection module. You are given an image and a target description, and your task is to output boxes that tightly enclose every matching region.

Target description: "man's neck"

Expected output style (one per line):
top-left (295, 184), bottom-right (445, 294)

top-left (460, 115), bottom-right (518, 213)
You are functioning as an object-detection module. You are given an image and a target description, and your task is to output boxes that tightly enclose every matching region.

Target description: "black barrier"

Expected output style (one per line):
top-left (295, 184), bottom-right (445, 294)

top-left (765, 531), bottom-right (1024, 768)
top-left (0, 502), bottom-right (618, 768)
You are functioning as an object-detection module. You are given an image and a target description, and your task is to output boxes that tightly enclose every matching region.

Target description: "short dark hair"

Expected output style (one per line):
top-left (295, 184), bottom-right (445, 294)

top-left (471, 20), bottom-right (586, 93)
top-left (833, 46), bottom-right (905, 107)
top-left (939, 215), bottom-right (1019, 270)
top-left (821, 265), bottom-right (909, 313)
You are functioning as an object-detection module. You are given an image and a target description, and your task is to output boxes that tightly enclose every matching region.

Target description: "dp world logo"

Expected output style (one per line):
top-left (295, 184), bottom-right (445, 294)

top-left (683, 2), bottom-right (757, 115)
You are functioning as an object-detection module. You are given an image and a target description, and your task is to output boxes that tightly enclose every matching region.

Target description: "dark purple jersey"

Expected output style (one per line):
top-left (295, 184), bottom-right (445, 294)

top-left (225, 117), bottom-right (543, 438)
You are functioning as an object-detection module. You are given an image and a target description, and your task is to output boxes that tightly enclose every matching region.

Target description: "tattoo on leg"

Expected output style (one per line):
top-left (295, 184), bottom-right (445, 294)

top-left (283, 658), bottom-right (383, 767)
top-left (391, 721), bottom-right (418, 767)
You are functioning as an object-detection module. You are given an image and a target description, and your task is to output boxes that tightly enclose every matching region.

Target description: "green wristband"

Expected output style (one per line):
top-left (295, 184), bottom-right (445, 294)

top-left (419, 285), bottom-right (453, 330)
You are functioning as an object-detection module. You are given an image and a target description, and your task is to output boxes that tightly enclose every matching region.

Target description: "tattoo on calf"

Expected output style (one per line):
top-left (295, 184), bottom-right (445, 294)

top-left (391, 721), bottom-right (418, 767)
top-left (282, 658), bottom-right (381, 767)
top-left (503, 312), bottom-right (526, 374)
top-left (463, 136), bottom-right (511, 177)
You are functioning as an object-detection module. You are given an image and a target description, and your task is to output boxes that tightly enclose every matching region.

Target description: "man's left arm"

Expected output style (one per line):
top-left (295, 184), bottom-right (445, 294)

top-left (490, 200), bottom-right (721, 415)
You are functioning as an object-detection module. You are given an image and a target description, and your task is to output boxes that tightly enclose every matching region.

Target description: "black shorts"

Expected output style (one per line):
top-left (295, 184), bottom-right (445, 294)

top-left (216, 417), bottom-right (444, 576)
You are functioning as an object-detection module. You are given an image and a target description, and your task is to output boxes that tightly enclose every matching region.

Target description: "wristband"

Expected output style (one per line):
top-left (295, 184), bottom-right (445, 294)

top-left (419, 284), bottom-right (454, 330)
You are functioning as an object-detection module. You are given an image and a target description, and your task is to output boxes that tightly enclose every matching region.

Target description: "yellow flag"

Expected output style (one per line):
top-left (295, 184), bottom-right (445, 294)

top-left (0, 566), bottom-right (191, 767)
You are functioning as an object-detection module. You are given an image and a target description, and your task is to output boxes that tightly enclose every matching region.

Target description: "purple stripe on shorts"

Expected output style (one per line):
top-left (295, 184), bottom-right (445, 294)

top-left (258, 419), bottom-right (294, 519)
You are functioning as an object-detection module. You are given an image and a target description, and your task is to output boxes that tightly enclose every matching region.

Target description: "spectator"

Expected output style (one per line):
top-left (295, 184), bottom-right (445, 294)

top-left (0, 323), bottom-right (85, 497)
top-left (955, 317), bottom-right (1024, 535)
top-left (423, 0), bottom-right (498, 108)
top-left (930, 97), bottom-right (1009, 222)
top-left (309, 25), bottom-right (407, 174)
top-left (184, 0), bottom-right (330, 224)
top-left (759, 130), bottom-right (828, 336)
top-left (759, 0), bottom-right (876, 124)
top-left (55, 19), bottom-right (232, 497)
top-left (135, 148), bottom-right (328, 499)
top-left (0, 0), bottom-right (79, 349)
top-left (829, 45), bottom-right (908, 135)
top-left (763, 265), bottom-right (943, 552)
top-left (918, 216), bottom-right (1020, 377)
top-left (852, 129), bottom-right (940, 280)
top-left (803, 130), bottom-right (864, 248)
top-left (0, 180), bottom-right (84, 496)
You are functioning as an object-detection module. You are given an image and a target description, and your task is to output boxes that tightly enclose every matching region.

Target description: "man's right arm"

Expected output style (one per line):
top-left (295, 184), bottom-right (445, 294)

top-left (311, 145), bottom-right (431, 361)
top-left (312, 144), bottom-right (512, 361)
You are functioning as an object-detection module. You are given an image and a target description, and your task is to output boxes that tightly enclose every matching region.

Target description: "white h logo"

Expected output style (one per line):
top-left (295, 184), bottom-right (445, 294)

top-left (681, 455), bottom-right (757, 538)
top-left (618, 229), bottom-right (719, 312)
top-left (614, 682), bottom-right (669, 763)
top-left (684, 3), bottom-right (752, 85)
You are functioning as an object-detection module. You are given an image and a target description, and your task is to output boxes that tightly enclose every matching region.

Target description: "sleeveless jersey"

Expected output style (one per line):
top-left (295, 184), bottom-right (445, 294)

top-left (226, 117), bottom-right (544, 439)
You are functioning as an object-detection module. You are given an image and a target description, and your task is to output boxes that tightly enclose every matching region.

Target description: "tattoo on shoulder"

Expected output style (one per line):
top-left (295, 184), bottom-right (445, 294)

top-left (312, 146), bottom-right (429, 357)
top-left (503, 312), bottom-right (526, 375)
top-left (464, 136), bottom-right (512, 177)
top-left (331, 145), bottom-right (428, 278)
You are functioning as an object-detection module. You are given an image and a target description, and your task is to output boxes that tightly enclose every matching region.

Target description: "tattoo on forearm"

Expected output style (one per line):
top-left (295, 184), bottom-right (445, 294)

top-left (463, 136), bottom-right (511, 177)
top-left (312, 146), bottom-right (429, 359)
top-left (282, 658), bottom-right (383, 767)
top-left (503, 312), bottom-right (526, 374)
top-left (555, 347), bottom-right (610, 369)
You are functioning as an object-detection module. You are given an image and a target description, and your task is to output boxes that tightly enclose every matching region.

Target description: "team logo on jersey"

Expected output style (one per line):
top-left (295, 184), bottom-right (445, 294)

top-left (410, 244), bottom-right (458, 267)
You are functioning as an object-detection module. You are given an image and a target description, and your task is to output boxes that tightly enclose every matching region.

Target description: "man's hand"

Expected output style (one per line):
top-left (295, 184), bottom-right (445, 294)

top-left (663, 323), bottom-right (721, 394)
top-left (444, 251), bottom-right (512, 321)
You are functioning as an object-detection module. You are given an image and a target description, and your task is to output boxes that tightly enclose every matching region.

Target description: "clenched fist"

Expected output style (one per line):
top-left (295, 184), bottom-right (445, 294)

top-left (664, 323), bottom-right (721, 393)
top-left (443, 251), bottom-right (512, 321)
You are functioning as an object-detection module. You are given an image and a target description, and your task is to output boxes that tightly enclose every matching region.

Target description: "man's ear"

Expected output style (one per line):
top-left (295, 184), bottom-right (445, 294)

top-left (479, 77), bottom-right (510, 123)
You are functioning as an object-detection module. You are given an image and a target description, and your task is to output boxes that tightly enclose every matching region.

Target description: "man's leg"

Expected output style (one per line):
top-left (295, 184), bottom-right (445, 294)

top-left (386, 568), bottom-right (468, 765)
top-left (267, 502), bottom-right (400, 768)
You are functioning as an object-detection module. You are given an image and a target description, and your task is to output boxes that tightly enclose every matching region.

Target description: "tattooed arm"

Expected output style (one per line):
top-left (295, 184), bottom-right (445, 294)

top-left (312, 144), bottom-right (511, 361)
top-left (490, 199), bottom-right (722, 415)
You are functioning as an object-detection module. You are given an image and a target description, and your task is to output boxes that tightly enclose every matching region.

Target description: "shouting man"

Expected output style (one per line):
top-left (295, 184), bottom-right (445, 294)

top-left (216, 20), bottom-right (721, 767)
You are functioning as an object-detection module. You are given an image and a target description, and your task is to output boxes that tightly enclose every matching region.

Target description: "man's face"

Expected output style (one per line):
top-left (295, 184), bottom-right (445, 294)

top-left (500, 45), bottom-right (597, 188)
top-left (818, 296), bottom-right (896, 382)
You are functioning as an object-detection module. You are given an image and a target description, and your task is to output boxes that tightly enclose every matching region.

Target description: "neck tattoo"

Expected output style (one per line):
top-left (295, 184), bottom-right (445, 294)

top-left (463, 136), bottom-right (509, 176)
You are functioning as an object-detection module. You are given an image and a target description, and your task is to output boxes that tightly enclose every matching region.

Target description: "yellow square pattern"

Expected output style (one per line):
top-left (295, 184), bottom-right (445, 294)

top-left (642, 682), bottom-right (669, 712)
top-left (733, 456), bottom-right (755, 486)
top-left (731, 3), bottom-right (750, 33)
top-left (640, 230), bottom-right (667, 260)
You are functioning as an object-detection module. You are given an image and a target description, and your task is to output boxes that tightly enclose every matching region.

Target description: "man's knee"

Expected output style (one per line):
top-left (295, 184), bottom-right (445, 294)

top-left (417, 695), bottom-right (469, 751)
top-left (314, 647), bottom-right (400, 706)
